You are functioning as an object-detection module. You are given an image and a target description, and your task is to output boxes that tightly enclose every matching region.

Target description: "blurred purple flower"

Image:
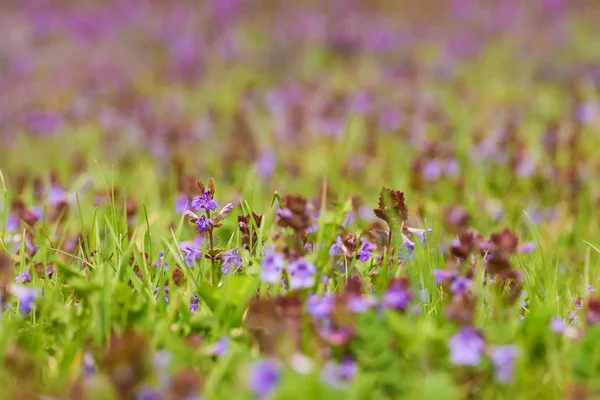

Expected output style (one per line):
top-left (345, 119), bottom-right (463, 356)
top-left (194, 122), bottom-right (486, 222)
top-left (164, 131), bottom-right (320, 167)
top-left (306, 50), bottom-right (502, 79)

top-left (248, 359), bottom-right (280, 399)
top-left (190, 295), bottom-right (200, 313)
top-left (257, 150), bottom-right (276, 179)
top-left (357, 238), bottom-right (376, 262)
top-left (10, 285), bottom-right (39, 315)
top-left (329, 236), bottom-right (346, 257)
top-left (261, 251), bottom-right (285, 283)
top-left (589, 285), bottom-right (596, 293)
top-left (519, 241), bottom-right (536, 253)
top-left (322, 357), bottom-right (357, 388)
top-left (154, 252), bottom-right (170, 270)
top-left (221, 248), bottom-right (242, 274)
top-left (180, 244), bottom-right (202, 268)
top-left (490, 345), bottom-right (519, 383)
top-left (382, 280), bottom-right (412, 311)
top-left (422, 159), bottom-right (442, 181)
top-left (379, 108), bottom-right (402, 131)
top-left (15, 271), bottom-right (32, 283)
top-left (433, 269), bottom-right (455, 284)
top-left (191, 191), bottom-right (217, 212)
top-left (347, 295), bottom-right (377, 313)
top-left (448, 327), bottom-right (485, 366)
top-left (450, 276), bottom-right (472, 295)
top-left (83, 352), bottom-right (96, 378)
top-left (406, 227), bottom-right (432, 245)
top-left (211, 336), bottom-right (230, 356)
top-left (287, 258), bottom-right (316, 290)
top-left (306, 294), bottom-right (333, 319)
top-left (175, 195), bottom-right (189, 213)
top-left (349, 91), bottom-right (372, 115)
top-left (154, 286), bottom-right (169, 304)
top-left (550, 316), bottom-right (566, 334)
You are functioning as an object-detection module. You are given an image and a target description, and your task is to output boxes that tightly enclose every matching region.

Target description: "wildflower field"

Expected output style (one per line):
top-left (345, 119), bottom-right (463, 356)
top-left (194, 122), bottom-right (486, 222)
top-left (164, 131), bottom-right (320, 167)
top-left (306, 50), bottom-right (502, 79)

top-left (2, 1), bottom-right (600, 399)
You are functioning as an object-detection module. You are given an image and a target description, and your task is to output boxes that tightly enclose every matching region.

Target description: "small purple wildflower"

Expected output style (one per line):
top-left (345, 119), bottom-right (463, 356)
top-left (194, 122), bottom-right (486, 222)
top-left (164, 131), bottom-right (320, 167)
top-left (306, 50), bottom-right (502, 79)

top-left (154, 252), bottom-right (170, 270)
top-left (357, 238), bottom-right (376, 262)
top-left (48, 185), bottom-right (68, 206)
top-left (287, 258), bottom-right (316, 290)
top-left (329, 236), bottom-right (346, 257)
top-left (382, 280), bottom-right (412, 311)
top-left (433, 269), bottom-right (455, 284)
top-left (190, 294), bottom-right (200, 313)
top-left (422, 159), bottom-right (442, 181)
top-left (191, 191), bottom-right (217, 212)
top-left (347, 295), bottom-right (377, 313)
top-left (406, 227), bottom-right (432, 245)
top-left (256, 150), bottom-right (276, 179)
top-left (519, 241), bottom-right (536, 253)
top-left (306, 294), bottom-right (334, 319)
top-left (450, 276), bottom-right (472, 295)
top-left (210, 336), bottom-right (229, 356)
top-left (195, 215), bottom-right (213, 232)
top-left (400, 234), bottom-right (415, 259)
top-left (217, 203), bottom-right (234, 219)
top-left (588, 285), bottom-right (596, 293)
top-left (83, 352), bottom-right (96, 378)
top-left (322, 357), bottom-right (357, 388)
top-left (15, 271), bottom-right (32, 283)
top-left (260, 251), bottom-right (285, 283)
top-left (550, 316), bottom-right (566, 334)
top-left (180, 244), bottom-right (202, 268)
top-left (221, 248), bottom-right (242, 274)
top-left (10, 285), bottom-right (40, 315)
top-left (154, 286), bottom-right (169, 303)
top-left (175, 194), bottom-right (189, 213)
top-left (490, 345), bottom-right (519, 383)
top-left (248, 359), bottom-right (280, 399)
top-left (448, 327), bottom-right (486, 366)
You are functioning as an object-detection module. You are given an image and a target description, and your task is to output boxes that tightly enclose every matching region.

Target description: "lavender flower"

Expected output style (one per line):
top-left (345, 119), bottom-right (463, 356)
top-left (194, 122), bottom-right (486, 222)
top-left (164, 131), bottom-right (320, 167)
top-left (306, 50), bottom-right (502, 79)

top-left (550, 316), bottom-right (566, 334)
top-left (306, 294), bottom-right (334, 319)
top-left (287, 258), bottom-right (316, 290)
top-left (329, 236), bottom-right (346, 257)
top-left (450, 276), bottom-right (472, 295)
top-left (256, 150), bottom-right (276, 179)
top-left (175, 194), bottom-right (189, 213)
top-left (400, 234), bottom-right (415, 259)
top-left (433, 269), bottom-right (455, 284)
top-left (248, 359), bottom-right (280, 399)
top-left (217, 203), bottom-right (234, 220)
top-left (519, 241), bottom-right (536, 253)
top-left (448, 327), bottom-right (485, 366)
top-left (406, 227), bottom-right (432, 245)
top-left (261, 251), bottom-right (285, 283)
top-left (357, 238), bottom-right (376, 262)
top-left (347, 295), bottom-right (377, 313)
top-left (195, 215), bottom-right (213, 232)
top-left (10, 285), bottom-right (40, 315)
top-left (15, 271), bottom-right (32, 283)
top-left (191, 191), bottom-right (217, 212)
top-left (589, 285), bottom-right (596, 293)
top-left (180, 244), bottom-right (202, 268)
top-left (422, 159), bottom-right (442, 181)
top-left (154, 286), bottom-right (169, 303)
top-left (490, 345), bottom-right (519, 383)
top-left (154, 252), bottom-right (170, 270)
top-left (220, 248), bottom-right (242, 274)
top-left (209, 336), bottom-right (229, 356)
top-left (382, 280), bottom-right (412, 311)
top-left (322, 357), bottom-right (357, 388)
top-left (190, 295), bottom-right (199, 313)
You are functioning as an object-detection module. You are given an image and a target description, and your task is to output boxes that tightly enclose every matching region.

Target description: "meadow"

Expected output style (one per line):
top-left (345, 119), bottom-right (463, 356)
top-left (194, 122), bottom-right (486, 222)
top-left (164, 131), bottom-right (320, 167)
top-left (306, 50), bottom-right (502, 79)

top-left (1, 1), bottom-right (600, 399)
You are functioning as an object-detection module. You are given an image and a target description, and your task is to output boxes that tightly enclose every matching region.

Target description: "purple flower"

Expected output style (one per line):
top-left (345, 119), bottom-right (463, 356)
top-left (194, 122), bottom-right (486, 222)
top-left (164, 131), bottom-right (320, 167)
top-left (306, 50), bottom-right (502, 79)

top-left (519, 241), bottom-right (536, 253)
top-left (329, 236), bottom-right (346, 257)
top-left (10, 285), bottom-right (39, 315)
top-left (217, 203), bottom-right (235, 220)
top-left (191, 191), bottom-right (217, 212)
top-left (400, 234), bottom-right (415, 259)
top-left (175, 195), bottom-right (189, 213)
top-left (6, 214), bottom-right (19, 232)
top-left (15, 271), bottom-right (32, 283)
top-left (195, 215), bottom-right (213, 232)
top-left (490, 345), bottom-right (519, 383)
top-left (180, 244), bottom-right (202, 268)
top-left (322, 357), bottom-right (357, 388)
top-left (190, 295), bottom-right (199, 313)
top-left (382, 280), bottom-right (412, 311)
top-left (221, 248), bottom-right (242, 274)
top-left (423, 159), bottom-right (442, 181)
top-left (48, 185), bottom-right (68, 206)
top-left (257, 150), bottom-right (276, 179)
top-left (589, 285), bottom-right (596, 293)
top-left (83, 352), bottom-right (96, 378)
top-left (450, 276), bottom-right (472, 295)
top-left (406, 227), bottom-right (432, 245)
top-left (550, 316), bottom-right (566, 334)
top-left (357, 238), bottom-right (376, 262)
top-left (433, 269), bottom-right (455, 284)
top-left (248, 359), bottom-right (280, 399)
top-left (154, 286), bottom-right (169, 303)
top-left (261, 251), bottom-right (285, 283)
top-left (306, 294), bottom-right (333, 319)
top-left (210, 336), bottom-right (229, 356)
top-left (287, 258), bottom-right (316, 290)
top-left (154, 252), bottom-right (170, 270)
top-left (448, 327), bottom-right (485, 366)
top-left (347, 295), bottom-right (377, 313)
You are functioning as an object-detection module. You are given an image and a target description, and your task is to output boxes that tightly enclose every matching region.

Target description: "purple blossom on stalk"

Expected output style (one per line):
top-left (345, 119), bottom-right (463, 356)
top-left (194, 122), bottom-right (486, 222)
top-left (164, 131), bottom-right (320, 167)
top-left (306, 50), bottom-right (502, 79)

top-left (357, 238), bottom-right (376, 262)
top-left (490, 345), bottom-right (519, 383)
top-left (154, 252), bottom-right (170, 271)
top-left (406, 227), bottom-right (432, 244)
top-left (217, 203), bottom-right (234, 220)
top-left (180, 244), bottom-right (202, 268)
top-left (382, 280), bottom-right (412, 311)
top-left (400, 234), bottom-right (415, 259)
top-left (450, 276), bottom-right (472, 295)
top-left (190, 295), bottom-right (199, 313)
top-left (261, 251), bottom-right (285, 283)
top-left (220, 248), bottom-right (242, 274)
top-left (248, 359), bottom-right (280, 399)
top-left (322, 357), bottom-right (357, 388)
top-left (306, 294), bottom-right (334, 319)
top-left (191, 191), bottom-right (217, 212)
top-left (175, 195), bottom-right (189, 213)
top-left (448, 327), bottom-right (486, 366)
top-left (550, 316), bottom-right (566, 334)
top-left (287, 258), bottom-right (316, 290)
top-left (10, 285), bottom-right (40, 315)
top-left (15, 271), bottom-right (32, 283)
top-left (154, 286), bottom-right (169, 303)
top-left (195, 215), bottom-right (213, 232)
top-left (433, 269), bottom-right (455, 284)
top-left (329, 236), bottom-right (346, 257)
